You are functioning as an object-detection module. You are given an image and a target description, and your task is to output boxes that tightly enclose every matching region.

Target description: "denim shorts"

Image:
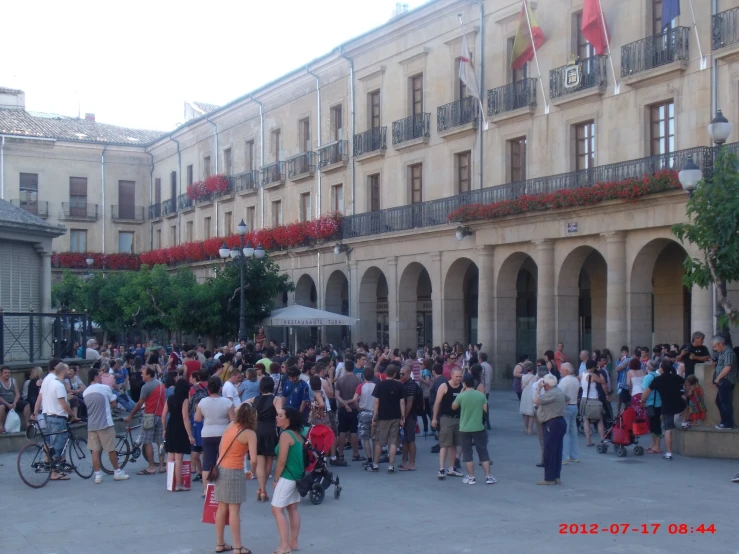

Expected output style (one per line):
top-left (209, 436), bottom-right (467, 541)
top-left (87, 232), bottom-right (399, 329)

top-left (44, 416), bottom-right (68, 459)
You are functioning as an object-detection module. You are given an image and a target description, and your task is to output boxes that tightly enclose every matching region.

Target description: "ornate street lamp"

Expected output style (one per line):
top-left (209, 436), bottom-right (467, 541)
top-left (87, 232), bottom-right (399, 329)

top-left (708, 109), bottom-right (732, 146)
top-left (678, 156), bottom-right (701, 196)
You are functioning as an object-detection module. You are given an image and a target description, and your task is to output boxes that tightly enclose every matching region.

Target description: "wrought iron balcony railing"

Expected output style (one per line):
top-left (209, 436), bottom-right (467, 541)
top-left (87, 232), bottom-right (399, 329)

top-left (60, 202), bottom-right (98, 220)
top-left (713, 6), bottom-right (739, 50)
top-left (353, 127), bottom-right (387, 157)
top-left (231, 170), bottom-right (258, 193)
top-left (318, 141), bottom-right (348, 168)
top-left (437, 97), bottom-right (478, 132)
top-left (213, 178), bottom-right (233, 199)
top-left (487, 78), bottom-right (537, 116)
top-left (287, 152), bottom-right (316, 177)
top-left (261, 162), bottom-right (285, 186)
top-left (549, 55), bottom-right (607, 99)
top-left (162, 198), bottom-right (177, 216)
top-left (112, 205), bottom-right (145, 222)
top-left (10, 199), bottom-right (48, 218)
top-left (148, 203), bottom-right (161, 219)
top-left (392, 113), bottom-right (430, 146)
top-left (177, 193), bottom-right (193, 210)
top-left (621, 27), bottom-right (689, 77)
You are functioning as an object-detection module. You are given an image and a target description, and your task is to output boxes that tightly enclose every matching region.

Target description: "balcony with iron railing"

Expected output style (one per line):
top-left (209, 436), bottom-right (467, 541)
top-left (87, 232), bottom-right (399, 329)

top-left (149, 203), bottom-right (161, 220)
top-left (10, 199), bottom-right (48, 218)
top-left (437, 96), bottom-right (478, 137)
top-left (232, 170), bottom-right (258, 194)
top-left (287, 152), bottom-right (316, 180)
top-left (162, 198), bottom-right (177, 217)
top-left (214, 177), bottom-right (234, 200)
top-left (621, 27), bottom-right (689, 85)
top-left (337, 143), bottom-right (727, 240)
top-left (353, 127), bottom-right (387, 160)
top-left (549, 55), bottom-right (607, 105)
top-left (60, 202), bottom-right (98, 221)
top-left (392, 113), bottom-right (430, 148)
top-left (177, 193), bottom-right (193, 211)
top-left (318, 141), bottom-right (348, 172)
top-left (261, 162), bottom-right (285, 187)
top-left (487, 78), bottom-right (537, 121)
top-left (112, 205), bottom-right (145, 223)
top-left (713, 6), bottom-right (739, 51)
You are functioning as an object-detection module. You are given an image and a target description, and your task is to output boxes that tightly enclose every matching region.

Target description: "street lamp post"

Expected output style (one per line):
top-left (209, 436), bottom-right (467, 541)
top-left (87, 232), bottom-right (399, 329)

top-left (219, 220), bottom-right (266, 342)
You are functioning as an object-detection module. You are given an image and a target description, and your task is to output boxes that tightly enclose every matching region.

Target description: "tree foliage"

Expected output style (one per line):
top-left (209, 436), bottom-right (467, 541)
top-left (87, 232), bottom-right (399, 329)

top-left (672, 148), bottom-right (739, 326)
top-left (51, 258), bottom-right (294, 341)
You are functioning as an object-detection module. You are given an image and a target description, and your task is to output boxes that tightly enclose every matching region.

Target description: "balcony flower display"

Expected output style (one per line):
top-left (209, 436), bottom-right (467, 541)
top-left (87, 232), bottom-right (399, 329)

top-left (52, 252), bottom-right (142, 270)
top-left (186, 181), bottom-right (209, 201)
top-left (205, 174), bottom-right (230, 194)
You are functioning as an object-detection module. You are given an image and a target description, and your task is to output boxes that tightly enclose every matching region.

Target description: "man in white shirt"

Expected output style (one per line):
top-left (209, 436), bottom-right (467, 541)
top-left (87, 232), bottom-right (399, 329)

top-left (479, 352), bottom-right (494, 430)
top-left (85, 339), bottom-right (101, 361)
top-left (222, 371), bottom-right (241, 409)
top-left (39, 362), bottom-right (78, 480)
top-left (557, 363), bottom-right (580, 464)
top-left (578, 350), bottom-right (590, 376)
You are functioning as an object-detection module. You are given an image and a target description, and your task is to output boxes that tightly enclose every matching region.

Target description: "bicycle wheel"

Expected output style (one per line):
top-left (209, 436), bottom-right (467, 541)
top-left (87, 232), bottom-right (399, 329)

top-left (69, 438), bottom-right (94, 479)
top-left (17, 443), bottom-right (51, 488)
top-left (101, 435), bottom-right (131, 475)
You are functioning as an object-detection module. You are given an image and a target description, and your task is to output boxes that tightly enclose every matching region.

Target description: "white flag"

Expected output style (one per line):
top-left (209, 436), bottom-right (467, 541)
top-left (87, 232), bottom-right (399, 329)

top-left (458, 34), bottom-right (480, 100)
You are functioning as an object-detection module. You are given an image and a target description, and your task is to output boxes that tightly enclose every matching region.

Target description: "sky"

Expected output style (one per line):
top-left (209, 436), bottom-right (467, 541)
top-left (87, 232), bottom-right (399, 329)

top-left (1, 0), bottom-right (429, 132)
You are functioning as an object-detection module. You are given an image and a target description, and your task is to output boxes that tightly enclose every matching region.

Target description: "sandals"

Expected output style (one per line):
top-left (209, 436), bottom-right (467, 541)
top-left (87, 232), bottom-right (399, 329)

top-left (215, 545), bottom-right (233, 553)
top-left (137, 469), bottom-right (156, 476)
top-left (256, 489), bottom-right (269, 502)
top-left (352, 455), bottom-right (367, 462)
top-left (175, 485), bottom-right (190, 491)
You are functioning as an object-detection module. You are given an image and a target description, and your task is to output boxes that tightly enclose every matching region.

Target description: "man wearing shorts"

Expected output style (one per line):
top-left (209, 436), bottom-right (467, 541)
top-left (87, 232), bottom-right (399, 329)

top-left (453, 373), bottom-right (496, 485)
top-left (353, 367), bottom-right (377, 469)
top-left (432, 367), bottom-right (463, 479)
top-left (334, 361), bottom-right (362, 465)
top-left (399, 365), bottom-right (419, 471)
top-left (84, 368), bottom-right (129, 483)
top-left (370, 364), bottom-right (406, 473)
top-left (39, 362), bottom-right (79, 481)
top-left (125, 367), bottom-right (165, 475)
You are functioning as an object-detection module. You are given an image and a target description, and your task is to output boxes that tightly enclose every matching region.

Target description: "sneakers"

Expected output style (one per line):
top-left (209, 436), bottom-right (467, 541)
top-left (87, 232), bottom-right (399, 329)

top-left (536, 480), bottom-right (556, 485)
top-left (94, 472), bottom-right (102, 484)
top-left (663, 453), bottom-right (673, 460)
top-left (368, 464), bottom-right (379, 472)
top-left (567, 458), bottom-right (580, 463)
top-left (113, 470), bottom-right (129, 481)
top-left (437, 468), bottom-right (446, 480)
top-left (362, 459), bottom-right (373, 469)
top-left (462, 475), bottom-right (476, 485)
top-left (485, 475), bottom-right (497, 485)
top-left (446, 467), bottom-right (463, 477)
top-left (731, 474), bottom-right (739, 483)
top-left (715, 424), bottom-right (733, 430)
top-left (387, 466), bottom-right (395, 474)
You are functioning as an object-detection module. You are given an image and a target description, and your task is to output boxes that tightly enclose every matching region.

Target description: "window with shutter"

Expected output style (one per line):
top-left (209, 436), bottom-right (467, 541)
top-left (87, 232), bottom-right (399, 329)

top-left (118, 180), bottom-right (135, 219)
top-left (69, 177), bottom-right (88, 217)
top-left (155, 178), bottom-right (161, 205)
top-left (0, 241), bottom-right (41, 360)
top-left (203, 156), bottom-right (211, 178)
top-left (19, 173), bottom-right (38, 209)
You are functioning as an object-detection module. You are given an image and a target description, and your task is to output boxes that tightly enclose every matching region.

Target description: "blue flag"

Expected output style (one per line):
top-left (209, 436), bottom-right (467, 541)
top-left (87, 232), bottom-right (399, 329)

top-left (661, 0), bottom-right (680, 32)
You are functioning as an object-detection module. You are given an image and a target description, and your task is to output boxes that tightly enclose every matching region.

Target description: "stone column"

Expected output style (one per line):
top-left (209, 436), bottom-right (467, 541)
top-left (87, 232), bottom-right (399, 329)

top-left (535, 240), bottom-right (554, 357)
top-left (386, 257), bottom-right (399, 348)
top-left (348, 260), bottom-right (359, 347)
top-left (41, 251), bottom-right (53, 314)
top-left (40, 250), bottom-right (53, 359)
top-left (477, 246), bottom-right (494, 356)
top-left (691, 284), bottom-right (714, 339)
top-left (430, 252), bottom-right (443, 348)
top-left (603, 232), bottom-right (627, 353)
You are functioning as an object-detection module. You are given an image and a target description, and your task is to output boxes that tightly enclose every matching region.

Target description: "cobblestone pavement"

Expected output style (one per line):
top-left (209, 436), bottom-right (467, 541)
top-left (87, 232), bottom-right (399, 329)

top-left (1, 391), bottom-right (735, 554)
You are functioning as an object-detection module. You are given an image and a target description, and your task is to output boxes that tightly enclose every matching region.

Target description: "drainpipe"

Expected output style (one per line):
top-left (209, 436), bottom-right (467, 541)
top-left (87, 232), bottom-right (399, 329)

top-left (168, 134), bottom-right (181, 243)
top-left (306, 66), bottom-right (321, 220)
top-left (477, 0), bottom-right (484, 190)
top-left (712, 0), bottom-right (718, 335)
top-left (101, 145), bottom-right (107, 253)
top-left (339, 49), bottom-right (356, 215)
top-left (250, 94), bottom-right (265, 229)
top-left (148, 151), bottom-right (155, 251)
top-left (207, 116), bottom-right (219, 237)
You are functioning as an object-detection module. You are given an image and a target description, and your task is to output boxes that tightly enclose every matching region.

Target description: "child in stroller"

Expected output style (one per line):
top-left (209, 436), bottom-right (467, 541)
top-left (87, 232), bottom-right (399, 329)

top-left (296, 424), bottom-right (342, 505)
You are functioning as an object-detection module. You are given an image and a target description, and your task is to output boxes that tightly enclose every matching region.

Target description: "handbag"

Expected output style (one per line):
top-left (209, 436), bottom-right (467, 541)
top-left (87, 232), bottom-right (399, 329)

top-left (143, 384), bottom-right (164, 430)
top-left (207, 427), bottom-right (245, 483)
top-left (580, 376), bottom-right (603, 421)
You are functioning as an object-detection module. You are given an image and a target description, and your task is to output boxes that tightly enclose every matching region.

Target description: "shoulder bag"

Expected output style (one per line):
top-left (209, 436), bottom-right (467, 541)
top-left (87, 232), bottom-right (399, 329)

top-left (580, 375), bottom-right (603, 421)
top-left (207, 427), bottom-right (246, 483)
top-left (142, 383), bottom-right (164, 430)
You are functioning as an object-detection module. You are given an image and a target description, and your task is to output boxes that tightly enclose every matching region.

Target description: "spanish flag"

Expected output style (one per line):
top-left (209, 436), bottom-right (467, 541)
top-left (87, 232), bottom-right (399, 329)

top-left (511, 0), bottom-right (546, 70)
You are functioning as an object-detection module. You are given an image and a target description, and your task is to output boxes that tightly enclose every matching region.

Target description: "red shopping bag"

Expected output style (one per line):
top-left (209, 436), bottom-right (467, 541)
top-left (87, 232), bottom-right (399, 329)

top-left (182, 460), bottom-right (191, 489)
top-left (202, 484), bottom-right (227, 525)
top-left (632, 421), bottom-right (649, 436)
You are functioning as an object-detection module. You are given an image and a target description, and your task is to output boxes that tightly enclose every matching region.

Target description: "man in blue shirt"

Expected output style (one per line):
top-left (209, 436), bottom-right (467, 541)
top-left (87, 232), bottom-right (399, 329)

top-left (282, 367), bottom-right (310, 420)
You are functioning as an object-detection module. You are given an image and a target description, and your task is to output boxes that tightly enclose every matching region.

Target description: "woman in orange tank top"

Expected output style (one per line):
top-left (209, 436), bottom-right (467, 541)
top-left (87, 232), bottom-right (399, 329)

top-left (214, 403), bottom-right (257, 554)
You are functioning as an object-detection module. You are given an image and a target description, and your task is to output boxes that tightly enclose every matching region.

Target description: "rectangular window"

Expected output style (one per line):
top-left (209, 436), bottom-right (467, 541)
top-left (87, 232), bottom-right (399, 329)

top-left (369, 174), bottom-right (380, 212)
top-left (155, 229), bottom-right (161, 249)
top-left (332, 184), bottom-right (344, 214)
top-left (270, 130), bottom-right (281, 162)
top-left (245, 140), bottom-right (254, 171)
top-left (223, 148), bottom-right (232, 176)
top-left (300, 193), bottom-right (311, 222)
top-left (170, 171), bottom-right (177, 199)
top-left (299, 118), bottom-right (310, 152)
top-left (69, 229), bottom-right (87, 253)
top-left (19, 172), bottom-right (38, 207)
top-left (330, 106), bottom-right (343, 141)
top-left (186, 221), bottom-right (193, 242)
top-left (456, 151), bottom-right (471, 193)
top-left (69, 177), bottom-right (88, 217)
top-left (575, 12), bottom-right (595, 59)
top-left (187, 165), bottom-right (193, 186)
top-left (271, 200), bottom-right (283, 226)
top-left (203, 217), bottom-right (211, 240)
top-left (508, 37), bottom-right (528, 82)
top-left (203, 156), bottom-right (211, 178)
top-left (118, 180), bottom-right (135, 219)
top-left (650, 101), bottom-right (675, 156)
top-left (575, 121), bottom-right (596, 170)
top-left (119, 231), bottom-right (134, 254)
top-left (509, 137), bottom-right (527, 182)
top-left (170, 225), bottom-right (177, 246)
top-left (410, 74), bottom-right (423, 116)
top-left (369, 90), bottom-right (381, 129)
top-left (154, 178), bottom-right (161, 205)
top-left (410, 163), bottom-right (422, 204)
top-left (224, 211), bottom-right (232, 236)
top-left (246, 206), bottom-right (256, 231)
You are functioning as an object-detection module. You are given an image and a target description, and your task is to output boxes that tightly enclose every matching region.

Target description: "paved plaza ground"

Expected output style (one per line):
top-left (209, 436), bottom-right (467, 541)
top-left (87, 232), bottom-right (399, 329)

top-left (1, 391), bottom-right (736, 554)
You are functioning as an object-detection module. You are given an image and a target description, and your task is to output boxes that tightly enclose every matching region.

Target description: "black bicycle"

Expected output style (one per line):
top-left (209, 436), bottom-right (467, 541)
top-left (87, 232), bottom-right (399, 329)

top-left (100, 423), bottom-right (162, 474)
top-left (17, 418), bottom-right (94, 488)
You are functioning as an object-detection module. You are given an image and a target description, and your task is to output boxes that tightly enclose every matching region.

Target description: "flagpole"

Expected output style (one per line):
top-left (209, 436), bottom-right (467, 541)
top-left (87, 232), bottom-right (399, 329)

top-left (687, 0), bottom-right (707, 70)
top-left (459, 15), bottom-right (489, 131)
top-left (522, 0), bottom-right (549, 115)
top-left (596, 0), bottom-right (620, 95)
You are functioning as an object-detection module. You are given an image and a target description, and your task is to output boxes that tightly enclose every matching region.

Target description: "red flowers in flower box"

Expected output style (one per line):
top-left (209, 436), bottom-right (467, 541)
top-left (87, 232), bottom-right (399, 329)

top-left (187, 181), bottom-right (209, 201)
top-left (52, 252), bottom-right (142, 270)
top-left (205, 174), bottom-right (230, 194)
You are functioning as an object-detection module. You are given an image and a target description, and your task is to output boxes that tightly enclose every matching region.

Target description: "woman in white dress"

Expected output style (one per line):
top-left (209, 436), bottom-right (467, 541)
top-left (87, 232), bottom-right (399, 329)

top-left (519, 362), bottom-right (536, 434)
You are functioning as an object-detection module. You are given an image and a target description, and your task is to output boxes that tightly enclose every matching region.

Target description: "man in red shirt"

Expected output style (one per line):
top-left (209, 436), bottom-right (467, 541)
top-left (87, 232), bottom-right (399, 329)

top-left (125, 368), bottom-right (165, 475)
top-left (554, 343), bottom-right (568, 371)
top-left (183, 350), bottom-right (201, 381)
top-left (442, 354), bottom-right (461, 380)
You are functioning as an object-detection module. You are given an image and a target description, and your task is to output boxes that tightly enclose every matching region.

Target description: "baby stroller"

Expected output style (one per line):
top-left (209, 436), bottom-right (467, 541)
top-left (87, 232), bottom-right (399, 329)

top-left (297, 424), bottom-right (342, 505)
top-left (596, 405), bottom-right (648, 457)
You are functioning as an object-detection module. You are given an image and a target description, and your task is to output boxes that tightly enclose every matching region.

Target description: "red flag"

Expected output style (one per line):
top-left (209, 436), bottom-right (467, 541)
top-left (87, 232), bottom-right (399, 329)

top-left (581, 0), bottom-right (610, 56)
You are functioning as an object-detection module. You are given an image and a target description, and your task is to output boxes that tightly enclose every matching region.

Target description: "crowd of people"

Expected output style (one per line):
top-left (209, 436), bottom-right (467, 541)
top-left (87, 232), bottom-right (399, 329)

top-left (7, 328), bottom-right (739, 552)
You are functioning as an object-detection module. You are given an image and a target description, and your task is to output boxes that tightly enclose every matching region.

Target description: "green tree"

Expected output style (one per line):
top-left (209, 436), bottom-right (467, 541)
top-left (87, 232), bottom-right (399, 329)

top-left (673, 148), bottom-right (739, 327)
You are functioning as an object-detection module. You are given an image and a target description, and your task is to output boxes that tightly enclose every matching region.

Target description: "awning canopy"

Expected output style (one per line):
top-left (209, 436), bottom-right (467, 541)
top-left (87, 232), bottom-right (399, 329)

top-left (260, 305), bottom-right (358, 327)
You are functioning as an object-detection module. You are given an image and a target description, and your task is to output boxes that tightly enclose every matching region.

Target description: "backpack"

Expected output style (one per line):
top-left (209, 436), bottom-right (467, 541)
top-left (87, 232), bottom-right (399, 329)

top-left (413, 381), bottom-right (425, 416)
top-left (189, 384), bottom-right (208, 414)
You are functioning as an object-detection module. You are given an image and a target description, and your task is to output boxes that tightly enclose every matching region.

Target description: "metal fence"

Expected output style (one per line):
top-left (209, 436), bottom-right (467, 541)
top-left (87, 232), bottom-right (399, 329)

top-left (392, 113), bottom-right (430, 145)
top-left (713, 6), bottom-right (739, 50)
top-left (0, 311), bottom-right (89, 364)
top-left (162, 198), bottom-right (177, 216)
top-left (287, 152), bottom-right (316, 177)
top-left (231, 170), bottom-right (258, 193)
top-left (487, 78), bottom-right (537, 116)
top-left (621, 27), bottom-right (689, 77)
top-left (353, 127), bottom-right (387, 156)
top-left (318, 141), bottom-right (348, 168)
top-left (549, 55), bottom-right (607, 99)
top-left (437, 97), bottom-right (478, 132)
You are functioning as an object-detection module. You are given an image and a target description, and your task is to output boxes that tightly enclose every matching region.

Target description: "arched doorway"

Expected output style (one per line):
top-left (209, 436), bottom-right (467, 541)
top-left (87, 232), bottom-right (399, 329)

top-left (630, 239), bottom-right (690, 348)
top-left (443, 258), bottom-right (479, 346)
top-left (295, 274), bottom-right (318, 350)
top-left (398, 262), bottom-right (432, 350)
top-left (496, 253), bottom-right (538, 370)
top-left (325, 270), bottom-right (349, 350)
top-left (358, 267), bottom-right (389, 347)
top-left (557, 246), bottom-right (607, 353)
